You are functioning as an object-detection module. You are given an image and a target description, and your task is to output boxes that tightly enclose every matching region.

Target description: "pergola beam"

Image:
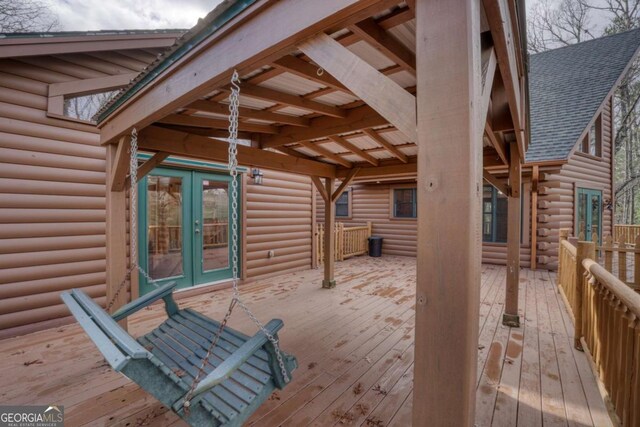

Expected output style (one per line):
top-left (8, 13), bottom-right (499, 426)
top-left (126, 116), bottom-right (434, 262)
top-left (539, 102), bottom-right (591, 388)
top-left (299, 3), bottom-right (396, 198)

top-left (261, 105), bottom-right (388, 148)
top-left (299, 33), bottom-right (417, 142)
top-left (348, 17), bottom-right (416, 74)
top-left (225, 83), bottom-right (347, 118)
top-left (158, 113), bottom-right (279, 134)
top-left (363, 128), bottom-right (408, 163)
top-left (299, 141), bottom-right (353, 168)
top-left (99, 0), bottom-right (401, 145)
top-left (336, 161), bottom-right (415, 178)
top-left (187, 99), bottom-right (310, 127)
top-left (483, 0), bottom-right (525, 158)
top-left (329, 135), bottom-right (379, 166)
top-left (272, 55), bottom-right (349, 92)
top-left (137, 126), bottom-right (337, 178)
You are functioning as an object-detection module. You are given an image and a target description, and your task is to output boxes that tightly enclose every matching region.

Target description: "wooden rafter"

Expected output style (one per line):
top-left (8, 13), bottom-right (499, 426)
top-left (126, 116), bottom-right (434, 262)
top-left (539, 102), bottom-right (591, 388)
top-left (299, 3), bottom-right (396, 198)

top-left (311, 176), bottom-right (329, 202)
top-left (331, 168), bottom-right (360, 202)
top-left (329, 135), bottom-right (379, 166)
top-left (100, 0), bottom-right (402, 144)
top-left (138, 126), bottom-right (336, 178)
top-left (261, 105), bottom-right (387, 148)
top-left (483, 0), bottom-right (525, 158)
top-left (187, 100), bottom-right (310, 127)
top-left (348, 17), bottom-right (416, 74)
top-left (154, 124), bottom-right (252, 140)
top-left (298, 141), bottom-right (353, 168)
top-left (484, 121), bottom-right (508, 165)
top-left (109, 136), bottom-right (131, 192)
top-left (135, 152), bottom-right (169, 182)
top-left (482, 169), bottom-right (509, 196)
top-left (299, 33), bottom-right (417, 142)
top-left (362, 128), bottom-right (408, 163)
top-left (336, 161), bottom-right (416, 178)
top-left (158, 114), bottom-right (278, 134)
top-left (225, 84), bottom-right (347, 118)
top-left (272, 55), bottom-right (349, 92)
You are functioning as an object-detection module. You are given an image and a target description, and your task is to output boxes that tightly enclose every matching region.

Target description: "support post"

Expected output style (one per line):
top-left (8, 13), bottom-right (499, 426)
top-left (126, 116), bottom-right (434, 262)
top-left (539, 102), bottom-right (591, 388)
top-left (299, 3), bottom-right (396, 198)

top-left (503, 141), bottom-right (521, 327)
top-left (531, 165), bottom-right (539, 270)
top-left (413, 0), bottom-right (481, 425)
top-left (106, 141), bottom-right (129, 328)
top-left (322, 177), bottom-right (336, 288)
top-left (575, 240), bottom-right (595, 350)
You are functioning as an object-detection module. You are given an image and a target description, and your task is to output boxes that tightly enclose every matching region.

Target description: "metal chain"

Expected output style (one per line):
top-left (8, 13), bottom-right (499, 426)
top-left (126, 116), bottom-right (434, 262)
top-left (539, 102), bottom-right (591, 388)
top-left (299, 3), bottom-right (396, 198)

top-left (105, 128), bottom-right (159, 311)
top-left (183, 70), bottom-right (290, 413)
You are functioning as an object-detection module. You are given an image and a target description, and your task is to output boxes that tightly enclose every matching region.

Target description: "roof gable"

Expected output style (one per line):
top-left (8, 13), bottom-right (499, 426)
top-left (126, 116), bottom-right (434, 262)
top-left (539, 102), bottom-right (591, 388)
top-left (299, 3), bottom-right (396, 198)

top-left (527, 29), bottom-right (640, 162)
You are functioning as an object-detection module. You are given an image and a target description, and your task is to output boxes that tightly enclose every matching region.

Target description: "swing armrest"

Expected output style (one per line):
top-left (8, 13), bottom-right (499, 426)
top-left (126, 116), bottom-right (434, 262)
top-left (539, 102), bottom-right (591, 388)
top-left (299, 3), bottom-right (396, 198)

top-left (111, 281), bottom-right (178, 322)
top-left (190, 319), bottom-right (284, 398)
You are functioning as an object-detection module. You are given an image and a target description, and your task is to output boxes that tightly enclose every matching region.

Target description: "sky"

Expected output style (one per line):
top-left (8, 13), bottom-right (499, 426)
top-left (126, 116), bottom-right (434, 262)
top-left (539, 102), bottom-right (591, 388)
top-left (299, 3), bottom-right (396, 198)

top-left (49, 0), bottom-right (224, 31)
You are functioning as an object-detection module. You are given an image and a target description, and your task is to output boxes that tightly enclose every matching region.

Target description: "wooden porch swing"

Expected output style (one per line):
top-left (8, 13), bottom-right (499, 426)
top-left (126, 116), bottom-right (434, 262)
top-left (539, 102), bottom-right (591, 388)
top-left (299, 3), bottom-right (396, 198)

top-left (61, 73), bottom-right (297, 427)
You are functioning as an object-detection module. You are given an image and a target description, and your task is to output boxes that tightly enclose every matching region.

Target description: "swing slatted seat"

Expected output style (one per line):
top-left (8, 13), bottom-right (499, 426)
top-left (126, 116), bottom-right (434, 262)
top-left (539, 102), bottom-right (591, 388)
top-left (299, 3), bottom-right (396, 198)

top-left (61, 281), bottom-right (297, 427)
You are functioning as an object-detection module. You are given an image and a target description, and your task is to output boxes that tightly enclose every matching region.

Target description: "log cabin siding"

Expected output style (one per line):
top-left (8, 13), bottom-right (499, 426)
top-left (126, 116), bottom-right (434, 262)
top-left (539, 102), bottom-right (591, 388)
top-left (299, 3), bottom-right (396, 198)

top-left (316, 182), bottom-right (532, 267)
top-left (245, 170), bottom-right (313, 279)
top-left (0, 47), bottom-right (168, 337)
top-left (535, 98), bottom-right (613, 270)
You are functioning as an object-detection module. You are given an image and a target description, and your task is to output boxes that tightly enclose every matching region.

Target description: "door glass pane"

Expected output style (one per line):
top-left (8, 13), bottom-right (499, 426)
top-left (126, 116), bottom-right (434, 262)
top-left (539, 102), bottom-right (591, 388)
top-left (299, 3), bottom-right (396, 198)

top-left (147, 175), bottom-right (183, 279)
top-left (590, 193), bottom-right (601, 243)
top-left (202, 180), bottom-right (229, 272)
top-left (577, 192), bottom-right (588, 239)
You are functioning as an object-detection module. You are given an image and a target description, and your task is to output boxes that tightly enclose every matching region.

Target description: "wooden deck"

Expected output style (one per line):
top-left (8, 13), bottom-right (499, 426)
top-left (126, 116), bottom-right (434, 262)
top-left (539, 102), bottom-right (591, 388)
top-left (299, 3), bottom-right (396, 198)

top-left (0, 257), bottom-right (612, 426)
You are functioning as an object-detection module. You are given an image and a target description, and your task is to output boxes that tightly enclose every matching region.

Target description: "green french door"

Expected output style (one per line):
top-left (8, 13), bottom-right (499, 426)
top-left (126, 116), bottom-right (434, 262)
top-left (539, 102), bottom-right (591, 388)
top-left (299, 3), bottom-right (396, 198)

top-left (138, 167), bottom-right (239, 295)
top-left (576, 188), bottom-right (602, 243)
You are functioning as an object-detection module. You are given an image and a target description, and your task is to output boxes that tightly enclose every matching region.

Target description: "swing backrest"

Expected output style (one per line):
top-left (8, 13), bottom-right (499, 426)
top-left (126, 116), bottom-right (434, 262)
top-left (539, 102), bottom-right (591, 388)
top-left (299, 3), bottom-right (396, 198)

top-left (61, 289), bottom-right (150, 371)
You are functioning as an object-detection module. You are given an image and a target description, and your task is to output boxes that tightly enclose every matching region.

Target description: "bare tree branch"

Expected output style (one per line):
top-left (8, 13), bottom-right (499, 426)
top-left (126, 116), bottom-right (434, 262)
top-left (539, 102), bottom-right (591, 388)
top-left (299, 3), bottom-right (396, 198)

top-left (0, 0), bottom-right (59, 33)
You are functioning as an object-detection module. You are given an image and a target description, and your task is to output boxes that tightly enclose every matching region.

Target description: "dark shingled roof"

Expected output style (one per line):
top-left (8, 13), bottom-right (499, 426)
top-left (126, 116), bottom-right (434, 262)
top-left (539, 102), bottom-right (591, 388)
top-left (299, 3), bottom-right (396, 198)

top-left (527, 28), bottom-right (640, 162)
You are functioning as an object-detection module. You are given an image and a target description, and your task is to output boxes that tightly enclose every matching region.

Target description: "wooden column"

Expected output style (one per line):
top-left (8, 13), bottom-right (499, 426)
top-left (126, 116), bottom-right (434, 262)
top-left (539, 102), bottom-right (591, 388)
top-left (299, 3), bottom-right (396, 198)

top-left (530, 165), bottom-right (539, 270)
top-left (413, 0), bottom-right (481, 425)
top-left (503, 141), bottom-right (521, 327)
top-left (323, 177), bottom-right (336, 288)
top-left (106, 140), bottom-right (129, 328)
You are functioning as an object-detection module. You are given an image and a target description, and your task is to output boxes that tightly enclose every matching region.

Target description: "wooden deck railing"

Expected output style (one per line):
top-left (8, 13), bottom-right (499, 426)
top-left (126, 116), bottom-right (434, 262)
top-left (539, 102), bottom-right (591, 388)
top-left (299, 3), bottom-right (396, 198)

top-left (315, 222), bottom-right (372, 265)
top-left (557, 228), bottom-right (640, 426)
top-left (600, 234), bottom-right (639, 292)
top-left (614, 224), bottom-right (640, 244)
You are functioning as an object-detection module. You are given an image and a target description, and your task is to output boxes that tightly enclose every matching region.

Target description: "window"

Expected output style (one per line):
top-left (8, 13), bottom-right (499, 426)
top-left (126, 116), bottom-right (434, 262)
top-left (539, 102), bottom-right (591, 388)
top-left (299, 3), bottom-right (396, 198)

top-left (393, 188), bottom-right (417, 218)
top-left (63, 90), bottom-right (119, 121)
top-left (580, 115), bottom-right (602, 157)
top-left (482, 185), bottom-right (508, 243)
top-left (335, 191), bottom-right (350, 217)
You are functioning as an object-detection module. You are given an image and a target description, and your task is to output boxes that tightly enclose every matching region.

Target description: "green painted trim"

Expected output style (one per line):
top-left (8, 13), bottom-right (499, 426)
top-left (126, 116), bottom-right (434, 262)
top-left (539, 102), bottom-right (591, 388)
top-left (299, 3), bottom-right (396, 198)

top-left (575, 188), bottom-right (603, 243)
top-left (138, 168), bottom-right (194, 294)
top-left (138, 166), bottom-right (241, 295)
top-left (137, 153), bottom-right (248, 173)
top-left (97, 0), bottom-right (258, 123)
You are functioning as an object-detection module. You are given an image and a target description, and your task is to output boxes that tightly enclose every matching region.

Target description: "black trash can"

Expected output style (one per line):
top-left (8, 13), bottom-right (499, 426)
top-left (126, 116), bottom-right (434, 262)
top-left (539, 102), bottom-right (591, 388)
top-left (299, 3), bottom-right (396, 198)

top-left (368, 236), bottom-right (383, 257)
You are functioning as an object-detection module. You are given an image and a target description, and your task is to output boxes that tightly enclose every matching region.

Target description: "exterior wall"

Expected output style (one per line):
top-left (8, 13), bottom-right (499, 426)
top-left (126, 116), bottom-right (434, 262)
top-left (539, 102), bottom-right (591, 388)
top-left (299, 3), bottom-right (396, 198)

top-left (316, 181), bottom-right (532, 267)
top-left (535, 98), bottom-right (614, 270)
top-left (245, 170), bottom-right (313, 279)
top-left (0, 48), bottom-right (315, 337)
top-left (0, 47), bottom-right (168, 337)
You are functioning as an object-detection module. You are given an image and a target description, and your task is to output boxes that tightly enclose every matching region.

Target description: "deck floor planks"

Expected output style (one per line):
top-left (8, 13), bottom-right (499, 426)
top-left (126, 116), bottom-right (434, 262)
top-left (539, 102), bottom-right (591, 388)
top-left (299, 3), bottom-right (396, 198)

top-left (0, 256), bottom-right (612, 427)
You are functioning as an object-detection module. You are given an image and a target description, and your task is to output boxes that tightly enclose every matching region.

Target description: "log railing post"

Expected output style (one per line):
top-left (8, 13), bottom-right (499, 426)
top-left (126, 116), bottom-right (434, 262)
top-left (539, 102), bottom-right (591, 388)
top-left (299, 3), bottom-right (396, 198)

top-left (575, 240), bottom-right (596, 350)
top-left (634, 234), bottom-right (640, 292)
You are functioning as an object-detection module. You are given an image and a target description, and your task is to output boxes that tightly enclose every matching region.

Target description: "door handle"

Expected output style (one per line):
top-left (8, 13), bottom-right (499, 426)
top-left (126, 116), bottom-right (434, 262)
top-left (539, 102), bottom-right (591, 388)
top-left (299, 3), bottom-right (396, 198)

top-left (195, 228), bottom-right (200, 234)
